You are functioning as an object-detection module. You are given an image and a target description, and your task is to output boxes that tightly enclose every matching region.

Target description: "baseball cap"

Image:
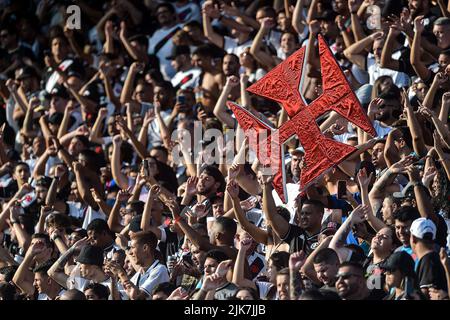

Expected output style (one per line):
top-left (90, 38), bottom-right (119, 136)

top-left (76, 245), bottom-right (104, 267)
top-left (380, 251), bottom-right (415, 277)
top-left (316, 10), bottom-right (337, 22)
top-left (16, 66), bottom-right (39, 81)
top-left (50, 84), bottom-right (70, 100)
top-left (393, 182), bottom-right (415, 200)
top-left (166, 45), bottom-right (190, 60)
top-left (410, 217), bottom-right (436, 240)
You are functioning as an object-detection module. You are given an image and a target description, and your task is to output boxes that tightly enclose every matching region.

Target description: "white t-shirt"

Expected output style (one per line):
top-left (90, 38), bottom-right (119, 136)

top-left (171, 67), bottom-right (202, 90)
top-left (82, 206), bottom-right (106, 229)
top-left (175, 2), bottom-right (201, 23)
top-left (372, 120), bottom-right (393, 138)
top-left (128, 260), bottom-right (170, 299)
top-left (367, 52), bottom-right (410, 87)
top-left (148, 24), bottom-right (184, 80)
top-left (223, 36), bottom-right (253, 57)
top-left (272, 183), bottom-right (300, 222)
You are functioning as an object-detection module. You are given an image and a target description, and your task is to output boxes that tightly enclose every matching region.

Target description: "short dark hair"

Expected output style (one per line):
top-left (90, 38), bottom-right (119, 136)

top-left (0, 282), bottom-right (17, 300)
top-left (0, 266), bottom-right (17, 282)
top-left (128, 34), bottom-right (148, 47)
top-left (269, 251), bottom-right (290, 271)
top-left (313, 248), bottom-right (339, 265)
top-left (155, 2), bottom-right (176, 15)
top-left (152, 282), bottom-right (176, 296)
top-left (393, 206), bottom-right (420, 223)
top-left (345, 244), bottom-right (367, 264)
top-left (339, 261), bottom-right (364, 276)
top-left (154, 80), bottom-right (175, 97)
top-left (33, 259), bottom-right (56, 274)
top-left (277, 267), bottom-right (290, 277)
top-left (32, 233), bottom-right (53, 249)
top-left (201, 165), bottom-right (226, 192)
top-left (87, 219), bottom-right (112, 235)
top-left (205, 249), bottom-right (229, 264)
top-left (193, 45), bottom-right (214, 58)
top-left (434, 17), bottom-right (450, 26)
top-left (396, 126), bottom-right (413, 150)
top-left (276, 206), bottom-right (291, 222)
top-left (215, 216), bottom-right (237, 237)
top-left (14, 161), bottom-right (30, 172)
top-left (84, 283), bottom-right (110, 300)
top-left (151, 145), bottom-right (168, 157)
top-left (130, 231), bottom-right (158, 252)
top-left (302, 199), bottom-right (325, 214)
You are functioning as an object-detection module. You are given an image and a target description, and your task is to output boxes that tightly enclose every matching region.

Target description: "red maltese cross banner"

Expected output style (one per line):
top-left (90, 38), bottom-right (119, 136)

top-left (227, 35), bottom-right (376, 203)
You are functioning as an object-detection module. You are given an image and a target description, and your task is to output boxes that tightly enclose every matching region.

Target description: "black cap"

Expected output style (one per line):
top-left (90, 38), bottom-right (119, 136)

top-left (393, 182), bottom-right (415, 200)
top-left (50, 84), bottom-right (70, 100)
top-left (35, 176), bottom-right (52, 189)
top-left (76, 245), bottom-right (104, 267)
top-left (166, 45), bottom-right (191, 60)
top-left (316, 10), bottom-right (337, 22)
top-left (380, 251), bottom-right (415, 277)
top-left (16, 66), bottom-right (39, 81)
top-left (81, 83), bottom-right (101, 104)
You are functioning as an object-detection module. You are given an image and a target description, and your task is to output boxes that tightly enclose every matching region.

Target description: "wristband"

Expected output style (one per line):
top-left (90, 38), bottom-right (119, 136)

top-left (53, 235), bottom-right (62, 241)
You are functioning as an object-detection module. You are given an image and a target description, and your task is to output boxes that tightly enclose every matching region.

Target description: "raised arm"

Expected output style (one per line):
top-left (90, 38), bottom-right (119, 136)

top-left (213, 76), bottom-right (238, 128)
top-left (329, 205), bottom-right (369, 263)
top-left (120, 62), bottom-right (142, 105)
top-left (410, 16), bottom-right (432, 81)
top-left (119, 21), bottom-right (145, 62)
top-left (403, 90), bottom-right (428, 157)
top-left (384, 128), bottom-right (402, 168)
top-left (227, 180), bottom-right (269, 245)
top-left (261, 174), bottom-right (289, 239)
top-left (202, 1), bottom-right (224, 49)
top-left (344, 32), bottom-right (383, 70)
top-left (292, 0), bottom-right (306, 35)
top-left (111, 135), bottom-right (130, 190)
top-left (423, 73), bottom-right (447, 110)
top-left (380, 26), bottom-right (401, 70)
top-left (167, 198), bottom-right (215, 253)
top-left (89, 108), bottom-right (108, 145)
top-left (249, 18), bottom-right (278, 70)
top-left (231, 238), bottom-right (257, 289)
top-left (99, 64), bottom-right (120, 111)
top-left (357, 168), bottom-right (386, 232)
top-left (349, 0), bottom-right (366, 41)
top-left (57, 102), bottom-right (76, 139)
top-left (12, 242), bottom-right (41, 297)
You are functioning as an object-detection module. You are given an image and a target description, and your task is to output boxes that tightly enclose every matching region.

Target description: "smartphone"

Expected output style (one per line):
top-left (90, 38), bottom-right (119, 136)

top-left (337, 180), bottom-right (347, 199)
top-left (182, 254), bottom-right (193, 267)
top-left (142, 159), bottom-right (149, 176)
top-left (177, 95), bottom-right (186, 105)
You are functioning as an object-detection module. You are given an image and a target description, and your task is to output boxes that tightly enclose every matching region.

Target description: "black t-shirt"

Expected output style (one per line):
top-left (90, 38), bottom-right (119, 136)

top-left (417, 251), bottom-right (447, 291)
top-left (158, 226), bottom-right (183, 263)
top-left (364, 289), bottom-right (387, 300)
top-left (434, 213), bottom-right (448, 248)
top-left (281, 224), bottom-right (319, 256)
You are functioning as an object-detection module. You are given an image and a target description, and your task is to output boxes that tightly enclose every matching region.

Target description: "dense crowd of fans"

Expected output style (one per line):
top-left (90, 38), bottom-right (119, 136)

top-left (0, 0), bottom-right (450, 301)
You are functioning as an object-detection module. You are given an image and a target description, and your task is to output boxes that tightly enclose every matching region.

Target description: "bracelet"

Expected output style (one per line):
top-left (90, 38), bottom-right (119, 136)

top-left (53, 235), bottom-right (62, 241)
top-left (10, 220), bottom-right (19, 225)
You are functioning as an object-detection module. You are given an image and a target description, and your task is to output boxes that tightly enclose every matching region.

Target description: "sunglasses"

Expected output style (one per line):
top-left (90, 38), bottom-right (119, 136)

top-left (336, 272), bottom-right (360, 280)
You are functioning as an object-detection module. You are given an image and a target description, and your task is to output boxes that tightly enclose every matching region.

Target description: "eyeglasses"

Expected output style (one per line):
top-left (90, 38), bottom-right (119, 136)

top-left (336, 272), bottom-right (360, 280)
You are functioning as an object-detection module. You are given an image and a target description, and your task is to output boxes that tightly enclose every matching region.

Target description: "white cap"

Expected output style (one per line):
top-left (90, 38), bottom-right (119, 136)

top-left (410, 218), bottom-right (436, 240)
